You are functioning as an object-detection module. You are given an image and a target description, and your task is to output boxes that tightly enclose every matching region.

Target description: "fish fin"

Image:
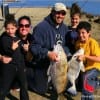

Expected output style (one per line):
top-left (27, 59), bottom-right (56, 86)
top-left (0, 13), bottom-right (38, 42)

top-left (47, 64), bottom-right (52, 83)
top-left (67, 61), bottom-right (71, 69)
top-left (67, 84), bottom-right (77, 95)
top-left (48, 76), bottom-right (51, 83)
top-left (80, 62), bottom-right (85, 72)
top-left (47, 65), bottom-right (51, 76)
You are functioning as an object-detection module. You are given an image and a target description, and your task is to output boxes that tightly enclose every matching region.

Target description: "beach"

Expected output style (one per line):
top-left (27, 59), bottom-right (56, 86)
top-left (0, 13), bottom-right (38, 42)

top-left (0, 7), bottom-right (100, 100)
top-left (0, 7), bottom-right (100, 41)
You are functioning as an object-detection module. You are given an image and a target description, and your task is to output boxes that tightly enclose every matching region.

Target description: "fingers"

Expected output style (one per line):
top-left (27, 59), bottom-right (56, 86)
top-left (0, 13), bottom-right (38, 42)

top-left (22, 41), bottom-right (30, 52)
top-left (13, 40), bottom-right (21, 44)
top-left (27, 40), bottom-right (29, 45)
top-left (22, 41), bottom-right (29, 47)
top-left (2, 56), bottom-right (12, 64)
top-left (16, 40), bottom-right (21, 44)
top-left (12, 40), bottom-right (21, 50)
top-left (48, 51), bottom-right (58, 62)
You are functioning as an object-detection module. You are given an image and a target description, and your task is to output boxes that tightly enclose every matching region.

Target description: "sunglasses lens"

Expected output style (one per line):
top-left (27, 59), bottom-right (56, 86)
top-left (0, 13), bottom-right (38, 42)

top-left (19, 24), bottom-right (30, 28)
top-left (56, 11), bottom-right (66, 15)
top-left (62, 12), bottom-right (66, 15)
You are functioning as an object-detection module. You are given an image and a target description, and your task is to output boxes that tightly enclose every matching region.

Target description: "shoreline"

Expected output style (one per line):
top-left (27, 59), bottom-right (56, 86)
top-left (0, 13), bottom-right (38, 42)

top-left (0, 7), bottom-right (100, 42)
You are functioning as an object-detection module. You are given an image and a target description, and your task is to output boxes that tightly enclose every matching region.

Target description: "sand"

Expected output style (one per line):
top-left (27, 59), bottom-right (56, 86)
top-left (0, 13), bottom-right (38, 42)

top-left (0, 7), bottom-right (100, 100)
top-left (0, 7), bottom-right (100, 41)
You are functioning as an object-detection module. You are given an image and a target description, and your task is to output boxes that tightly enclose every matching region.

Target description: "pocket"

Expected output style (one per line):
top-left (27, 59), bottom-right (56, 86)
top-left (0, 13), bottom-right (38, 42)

top-left (83, 75), bottom-right (95, 93)
top-left (96, 73), bottom-right (100, 88)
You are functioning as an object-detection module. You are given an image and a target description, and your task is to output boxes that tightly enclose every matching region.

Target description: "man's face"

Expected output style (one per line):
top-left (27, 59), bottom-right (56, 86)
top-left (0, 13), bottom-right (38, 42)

top-left (53, 10), bottom-right (66, 25)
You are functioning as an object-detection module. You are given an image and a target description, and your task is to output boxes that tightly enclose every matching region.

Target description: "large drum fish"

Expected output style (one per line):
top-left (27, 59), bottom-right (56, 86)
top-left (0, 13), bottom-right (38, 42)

top-left (47, 43), bottom-right (68, 98)
top-left (67, 48), bottom-right (85, 95)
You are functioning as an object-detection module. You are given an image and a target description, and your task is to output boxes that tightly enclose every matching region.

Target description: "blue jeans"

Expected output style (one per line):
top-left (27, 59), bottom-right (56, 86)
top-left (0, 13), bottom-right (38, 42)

top-left (81, 69), bottom-right (100, 100)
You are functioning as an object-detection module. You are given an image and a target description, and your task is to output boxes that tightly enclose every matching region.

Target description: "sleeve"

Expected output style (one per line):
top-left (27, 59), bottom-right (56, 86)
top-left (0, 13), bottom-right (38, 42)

top-left (1, 37), bottom-right (14, 57)
top-left (90, 40), bottom-right (100, 56)
top-left (30, 25), bottom-right (48, 60)
top-left (63, 26), bottom-right (72, 58)
top-left (65, 30), bottom-right (71, 45)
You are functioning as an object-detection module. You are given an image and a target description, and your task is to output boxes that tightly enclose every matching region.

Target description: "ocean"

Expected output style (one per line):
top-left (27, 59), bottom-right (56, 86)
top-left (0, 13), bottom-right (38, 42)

top-left (0, 0), bottom-right (100, 16)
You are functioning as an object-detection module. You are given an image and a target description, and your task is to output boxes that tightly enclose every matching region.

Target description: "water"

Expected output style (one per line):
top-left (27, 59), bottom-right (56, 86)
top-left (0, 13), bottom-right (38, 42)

top-left (0, 0), bottom-right (100, 16)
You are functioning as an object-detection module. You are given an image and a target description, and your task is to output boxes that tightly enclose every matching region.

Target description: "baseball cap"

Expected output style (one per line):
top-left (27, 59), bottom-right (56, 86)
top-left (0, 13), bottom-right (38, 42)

top-left (52, 2), bottom-right (67, 13)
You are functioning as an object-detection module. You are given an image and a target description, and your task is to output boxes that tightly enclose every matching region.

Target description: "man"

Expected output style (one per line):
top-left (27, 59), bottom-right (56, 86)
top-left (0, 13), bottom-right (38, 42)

top-left (30, 2), bottom-right (70, 94)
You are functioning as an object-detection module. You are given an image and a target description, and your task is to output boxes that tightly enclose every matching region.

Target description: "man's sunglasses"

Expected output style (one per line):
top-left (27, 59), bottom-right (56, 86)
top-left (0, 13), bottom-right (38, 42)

top-left (55, 11), bottom-right (66, 16)
top-left (19, 24), bottom-right (30, 28)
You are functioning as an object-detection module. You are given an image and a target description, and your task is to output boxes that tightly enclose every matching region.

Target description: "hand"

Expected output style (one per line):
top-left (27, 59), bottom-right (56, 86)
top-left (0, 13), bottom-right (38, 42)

top-left (12, 40), bottom-right (20, 50)
top-left (22, 41), bottom-right (29, 52)
top-left (2, 56), bottom-right (12, 64)
top-left (77, 55), bottom-right (85, 61)
top-left (47, 51), bottom-right (59, 62)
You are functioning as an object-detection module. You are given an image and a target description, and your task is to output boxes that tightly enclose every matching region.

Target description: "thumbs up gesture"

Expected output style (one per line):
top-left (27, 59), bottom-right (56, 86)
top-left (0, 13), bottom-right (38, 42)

top-left (22, 41), bottom-right (30, 52)
top-left (12, 40), bottom-right (20, 50)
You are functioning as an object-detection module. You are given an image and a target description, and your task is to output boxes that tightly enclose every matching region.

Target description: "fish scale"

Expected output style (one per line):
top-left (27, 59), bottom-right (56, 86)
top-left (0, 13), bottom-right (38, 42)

top-left (67, 48), bottom-right (85, 95)
top-left (47, 43), bottom-right (68, 95)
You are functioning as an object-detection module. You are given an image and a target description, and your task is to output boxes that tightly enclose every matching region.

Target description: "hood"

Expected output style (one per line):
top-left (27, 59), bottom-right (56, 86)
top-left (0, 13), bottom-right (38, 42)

top-left (44, 14), bottom-right (63, 29)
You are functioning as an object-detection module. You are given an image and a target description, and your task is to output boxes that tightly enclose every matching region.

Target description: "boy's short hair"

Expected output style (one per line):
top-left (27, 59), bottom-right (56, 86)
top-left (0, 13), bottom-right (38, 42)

top-left (76, 21), bottom-right (91, 33)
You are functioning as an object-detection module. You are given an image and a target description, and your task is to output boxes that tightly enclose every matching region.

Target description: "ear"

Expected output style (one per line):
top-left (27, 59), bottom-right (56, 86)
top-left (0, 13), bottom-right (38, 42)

top-left (88, 31), bottom-right (91, 37)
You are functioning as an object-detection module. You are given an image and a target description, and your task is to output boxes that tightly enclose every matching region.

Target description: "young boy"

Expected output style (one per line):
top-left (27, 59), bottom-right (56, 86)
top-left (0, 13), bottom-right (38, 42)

top-left (76, 21), bottom-right (100, 100)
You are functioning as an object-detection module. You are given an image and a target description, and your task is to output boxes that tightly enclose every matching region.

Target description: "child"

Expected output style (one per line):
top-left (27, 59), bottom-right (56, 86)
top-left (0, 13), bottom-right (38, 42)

top-left (0, 15), bottom-right (29, 100)
top-left (66, 3), bottom-right (81, 54)
top-left (76, 21), bottom-right (100, 100)
top-left (66, 3), bottom-right (82, 93)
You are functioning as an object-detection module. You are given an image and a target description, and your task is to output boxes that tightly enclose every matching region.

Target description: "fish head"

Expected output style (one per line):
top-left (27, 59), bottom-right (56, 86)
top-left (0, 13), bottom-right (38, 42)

top-left (76, 48), bottom-right (84, 55)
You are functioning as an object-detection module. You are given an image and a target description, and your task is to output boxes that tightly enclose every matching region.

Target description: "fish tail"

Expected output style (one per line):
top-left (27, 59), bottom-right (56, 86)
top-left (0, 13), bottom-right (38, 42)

top-left (67, 84), bottom-right (77, 95)
top-left (57, 93), bottom-right (65, 100)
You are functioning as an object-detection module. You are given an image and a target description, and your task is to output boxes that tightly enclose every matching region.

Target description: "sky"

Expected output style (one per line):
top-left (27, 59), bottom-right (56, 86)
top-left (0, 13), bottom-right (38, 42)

top-left (0, 0), bottom-right (100, 15)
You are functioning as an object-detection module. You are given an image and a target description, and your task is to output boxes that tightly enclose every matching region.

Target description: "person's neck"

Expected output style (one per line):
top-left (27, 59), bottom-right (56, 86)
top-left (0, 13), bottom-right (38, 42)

top-left (21, 35), bottom-right (27, 40)
top-left (72, 25), bottom-right (77, 29)
top-left (9, 34), bottom-right (16, 37)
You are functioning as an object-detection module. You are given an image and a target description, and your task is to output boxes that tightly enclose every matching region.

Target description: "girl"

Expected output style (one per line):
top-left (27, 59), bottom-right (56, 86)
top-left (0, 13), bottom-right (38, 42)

top-left (66, 3), bottom-right (81, 54)
top-left (0, 14), bottom-right (29, 100)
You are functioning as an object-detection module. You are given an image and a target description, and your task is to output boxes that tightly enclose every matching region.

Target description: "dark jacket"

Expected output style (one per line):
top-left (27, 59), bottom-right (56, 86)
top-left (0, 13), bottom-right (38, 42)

top-left (0, 32), bottom-right (29, 100)
top-left (31, 14), bottom-right (69, 66)
top-left (0, 32), bottom-right (25, 67)
top-left (29, 14), bottom-right (69, 94)
top-left (16, 32), bottom-right (33, 67)
top-left (66, 26), bottom-right (78, 54)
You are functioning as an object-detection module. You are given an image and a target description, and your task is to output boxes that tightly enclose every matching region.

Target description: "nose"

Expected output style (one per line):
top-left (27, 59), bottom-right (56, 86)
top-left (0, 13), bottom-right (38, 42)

top-left (9, 29), bottom-right (12, 33)
top-left (79, 33), bottom-right (83, 38)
